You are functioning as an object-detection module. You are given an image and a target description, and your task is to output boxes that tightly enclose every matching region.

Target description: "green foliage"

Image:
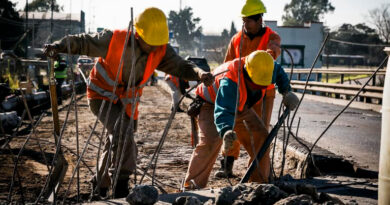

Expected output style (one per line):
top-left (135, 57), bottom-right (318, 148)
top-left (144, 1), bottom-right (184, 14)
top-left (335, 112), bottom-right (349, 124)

top-left (0, 0), bottom-right (25, 55)
top-left (282, 0), bottom-right (334, 26)
top-left (24, 0), bottom-right (62, 12)
top-left (168, 7), bottom-right (202, 51)
top-left (325, 23), bottom-right (385, 65)
top-left (229, 22), bottom-right (237, 38)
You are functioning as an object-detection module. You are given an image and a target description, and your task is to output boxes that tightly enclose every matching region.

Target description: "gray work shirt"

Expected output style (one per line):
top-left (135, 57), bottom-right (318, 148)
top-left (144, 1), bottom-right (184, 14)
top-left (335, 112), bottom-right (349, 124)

top-left (54, 29), bottom-right (203, 87)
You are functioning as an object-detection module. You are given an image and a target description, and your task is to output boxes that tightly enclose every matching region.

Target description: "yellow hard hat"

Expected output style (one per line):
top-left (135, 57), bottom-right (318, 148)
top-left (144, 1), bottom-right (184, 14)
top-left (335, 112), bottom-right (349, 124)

top-left (241, 0), bottom-right (267, 17)
top-left (135, 7), bottom-right (169, 46)
top-left (245, 50), bottom-right (274, 86)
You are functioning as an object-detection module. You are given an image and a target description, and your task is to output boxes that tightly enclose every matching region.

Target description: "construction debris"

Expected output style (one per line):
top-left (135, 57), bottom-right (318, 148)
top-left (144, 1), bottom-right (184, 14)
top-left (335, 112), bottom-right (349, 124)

top-left (126, 185), bottom-right (159, 205)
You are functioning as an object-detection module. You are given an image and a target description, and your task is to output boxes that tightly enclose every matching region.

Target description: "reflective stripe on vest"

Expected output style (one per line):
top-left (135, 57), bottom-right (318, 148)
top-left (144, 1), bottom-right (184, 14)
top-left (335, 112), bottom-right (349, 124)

top-left (165, 74), bottom-right (180, 88)
top-left (232, 27), bottom-right (275, 90)
top-left (87, 29), bottom-right (167, 119)
top-left (196, 58), bottom-right (253, 111)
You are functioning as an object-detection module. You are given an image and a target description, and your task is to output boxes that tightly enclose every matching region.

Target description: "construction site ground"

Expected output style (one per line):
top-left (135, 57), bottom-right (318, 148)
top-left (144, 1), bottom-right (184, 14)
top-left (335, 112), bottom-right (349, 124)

top-left (0, 82), bottom-right (378, 204)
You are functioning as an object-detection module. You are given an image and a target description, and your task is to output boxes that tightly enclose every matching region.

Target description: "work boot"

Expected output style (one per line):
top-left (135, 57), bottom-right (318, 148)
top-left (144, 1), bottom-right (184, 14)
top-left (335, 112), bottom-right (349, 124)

top-left (90, 179), bottom-right (108, 200)
top-left (113, 179), bottom-right (129, 198)
top-left (214, 156), bottom-right (235, 178)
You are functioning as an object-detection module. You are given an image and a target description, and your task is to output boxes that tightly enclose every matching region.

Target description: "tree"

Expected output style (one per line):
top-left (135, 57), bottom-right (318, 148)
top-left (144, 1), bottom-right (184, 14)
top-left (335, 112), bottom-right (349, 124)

top-left (282, 0), bottom-right (335, 26)
top-left (0, 0), bottom-right (25, 55)
top-left (229, 22), bottom-right (237, 38)
top-left (24, 0), bottom-right (63, 12)
top-left (325, 23), bottom-right (385, 65)
top-left (369, 4), bottom-right (390, 44)
top-left (168, 7), bottom-right (202, 52)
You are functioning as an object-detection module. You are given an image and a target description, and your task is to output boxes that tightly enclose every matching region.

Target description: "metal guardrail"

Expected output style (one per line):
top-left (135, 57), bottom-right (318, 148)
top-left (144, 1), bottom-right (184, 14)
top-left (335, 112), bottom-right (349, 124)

top-left (285, 68), bottom-right (385, 105)
top-left (285, 68), bottom-right (386, 85)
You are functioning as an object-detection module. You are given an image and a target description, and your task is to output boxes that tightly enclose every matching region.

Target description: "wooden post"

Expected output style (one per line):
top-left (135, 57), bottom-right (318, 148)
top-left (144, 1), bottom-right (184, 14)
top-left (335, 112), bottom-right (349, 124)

top-left (373, 74), bottom-right (376, 86)
top-left (340, 74), bottom-right (344, 84)
top-left (326, 73), bottom-right (329, 83)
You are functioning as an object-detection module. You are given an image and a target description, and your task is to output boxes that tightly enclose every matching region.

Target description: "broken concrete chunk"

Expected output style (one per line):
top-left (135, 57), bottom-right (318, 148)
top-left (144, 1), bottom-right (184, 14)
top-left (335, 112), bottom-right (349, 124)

top-left (274, 194), bottom-right (313, 205)
top-left (173, 196), bottom-right (202, 205)
top-left (275, 181), bottom-right (298, 194)
top-left (296, 184), bottom-right (318, 200)
top-left (215, 186), bottom-right (242, 205)
top-left (318, 192), bottom-right (345, 204)
top-left (126, 185), bottom-right (158, 205)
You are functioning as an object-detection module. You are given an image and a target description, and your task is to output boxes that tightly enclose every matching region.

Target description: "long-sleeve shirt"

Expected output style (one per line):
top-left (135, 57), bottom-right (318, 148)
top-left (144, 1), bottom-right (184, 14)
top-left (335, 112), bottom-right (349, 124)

top-left (53, 29), bottom-right (203, 87)
top-left (224, 28), bottom-right (281, 62)
top-left (214, 62), bottom-right (291, 137)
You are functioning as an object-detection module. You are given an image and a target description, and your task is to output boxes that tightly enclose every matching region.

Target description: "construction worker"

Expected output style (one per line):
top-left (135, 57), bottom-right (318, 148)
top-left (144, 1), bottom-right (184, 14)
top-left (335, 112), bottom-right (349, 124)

top-left (165, 74), bottom-right (190, 112)
top-left (183, 50), bottom-right (299, 189)
top-left (54, 56), bottom-right (68, 105)
top-left (215, 0), bottom-right (287, 178)
top-left (43, 7), bottom-right (213, 198)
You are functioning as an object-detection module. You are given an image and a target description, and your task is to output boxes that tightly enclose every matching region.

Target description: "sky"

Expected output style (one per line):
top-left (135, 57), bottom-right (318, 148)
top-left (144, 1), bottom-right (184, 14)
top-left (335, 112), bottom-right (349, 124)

top-left (11, 0), bottom-right (390, 35)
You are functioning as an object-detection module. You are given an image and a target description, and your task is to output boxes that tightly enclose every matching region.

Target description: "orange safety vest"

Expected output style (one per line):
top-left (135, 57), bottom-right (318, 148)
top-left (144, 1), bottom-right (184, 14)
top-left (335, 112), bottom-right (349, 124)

top-left (196, 58), bottom-right (266, 112)
top-left (165, 74), bottom-right (180, 88)
top-left (232, 27), bottom-right (276, 91)
top-left (87, 29), bottom-right (167, 119)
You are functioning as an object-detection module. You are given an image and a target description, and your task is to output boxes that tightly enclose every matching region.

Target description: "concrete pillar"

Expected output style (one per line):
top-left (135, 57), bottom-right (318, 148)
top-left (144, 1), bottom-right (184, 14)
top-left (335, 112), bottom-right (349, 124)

top-left (379, 47), bottom-right (390, 205)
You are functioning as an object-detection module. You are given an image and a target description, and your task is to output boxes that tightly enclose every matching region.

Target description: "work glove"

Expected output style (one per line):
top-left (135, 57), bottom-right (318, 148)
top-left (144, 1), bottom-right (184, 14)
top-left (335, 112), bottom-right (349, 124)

top-left (223, 130), bottom-right (237, 152)
top-left (282, 91), bottom-right (299, 110)
top-left (198, 70), bottom-right (214, 87)
top-left (43, 44), bottom-right (60, 58)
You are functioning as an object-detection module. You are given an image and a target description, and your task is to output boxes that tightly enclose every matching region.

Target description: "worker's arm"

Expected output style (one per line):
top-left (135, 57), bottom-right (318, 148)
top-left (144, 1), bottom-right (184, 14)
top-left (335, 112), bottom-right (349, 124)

top-left (45, 29), bottom-right (113, 58)
top-left (223, 37), bottom-right (237, 63)
top-left (272, 62), bottom-right (291, 94)
top-left (214, 78), bottom-right (238, 138)
top-left (267, 32), bottom-right (281, 59)
top-left (156, 44), bottom-right (211, 83)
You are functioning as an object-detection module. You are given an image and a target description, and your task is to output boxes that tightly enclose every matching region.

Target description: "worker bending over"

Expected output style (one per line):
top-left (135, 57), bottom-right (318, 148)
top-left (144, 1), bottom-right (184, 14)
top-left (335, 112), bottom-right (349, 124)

top-left (165, 74), bottom-right (190, 112)
top-left (44, 7), bottom-right (213, 198)
top-left (216, 0), bottom-right (289, 178)
top-left (184, 50), bottom-right (298, 189)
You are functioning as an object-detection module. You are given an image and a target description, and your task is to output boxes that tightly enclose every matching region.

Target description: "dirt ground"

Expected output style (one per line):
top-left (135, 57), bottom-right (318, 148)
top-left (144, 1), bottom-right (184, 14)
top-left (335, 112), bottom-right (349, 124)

top-left (0, 84), bottom-right (378, 204)
top-left (0, 85), bottom-right (254, 203)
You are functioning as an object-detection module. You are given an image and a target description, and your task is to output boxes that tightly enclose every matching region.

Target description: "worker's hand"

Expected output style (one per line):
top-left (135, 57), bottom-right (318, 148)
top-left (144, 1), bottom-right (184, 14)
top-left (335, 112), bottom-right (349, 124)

top-left (43, 44), bottom-right (59, 58)
top-left (266, 49), bottom-right (276, 60)
top-left (199, 71), bottom-right (214, 87)
top-left (282, 91), bottom-right (299, 110)
top-left (223, 130), bottom-right (237, 152)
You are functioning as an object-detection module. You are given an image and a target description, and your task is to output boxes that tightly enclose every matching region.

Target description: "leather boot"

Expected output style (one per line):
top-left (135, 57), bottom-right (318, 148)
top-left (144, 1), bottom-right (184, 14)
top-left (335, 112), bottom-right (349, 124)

top-left (214, 156), bottom-right (235, 178)
top-left (90, 179), bottom-right (108, 200)
top-left (113, 179), bottom-right (129, 198)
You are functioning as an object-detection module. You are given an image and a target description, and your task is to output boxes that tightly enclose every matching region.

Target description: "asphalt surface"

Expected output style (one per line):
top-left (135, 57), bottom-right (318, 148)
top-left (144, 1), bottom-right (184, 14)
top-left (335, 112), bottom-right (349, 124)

top-left (272, 93), bottom-right (381, 172)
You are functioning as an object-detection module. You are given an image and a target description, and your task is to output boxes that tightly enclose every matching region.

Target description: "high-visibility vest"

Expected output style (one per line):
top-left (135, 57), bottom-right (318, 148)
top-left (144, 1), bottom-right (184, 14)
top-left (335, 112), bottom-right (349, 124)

top-left (232, 27), bottom-right (276, 90)
top-left (165, 74), bottom-right (180, 88)
top-left (196, 58), bottom-right (266, 112)
top-left (87, 29), bottom-right (167, 119)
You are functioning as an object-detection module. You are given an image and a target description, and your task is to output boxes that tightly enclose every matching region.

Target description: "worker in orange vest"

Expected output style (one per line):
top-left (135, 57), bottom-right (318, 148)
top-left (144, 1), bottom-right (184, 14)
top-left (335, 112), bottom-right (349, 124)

top-left (165, 74), bottom-right (190, 112)
top-left (183, 51), bottom-right (298, 189)
top-left (215, 0), bottom-right (292, 178)
top-left (44, 7), bottom-right (213, 198)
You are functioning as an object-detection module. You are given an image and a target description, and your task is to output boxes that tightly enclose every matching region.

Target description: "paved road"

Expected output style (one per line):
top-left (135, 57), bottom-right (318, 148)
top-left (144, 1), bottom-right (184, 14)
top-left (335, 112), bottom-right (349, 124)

top-left (271, 93), bottom-right (381, 172)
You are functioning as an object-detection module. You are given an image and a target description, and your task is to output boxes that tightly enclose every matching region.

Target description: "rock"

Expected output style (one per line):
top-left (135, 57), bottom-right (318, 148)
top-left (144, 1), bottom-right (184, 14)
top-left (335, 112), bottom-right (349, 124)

top-left (203, 199), bottom-right (214, 205)
top-left (296, 184), bottom-right (318, 200)
top-left (318, 193), bottom-right (345, 205)
top-left (274, 194), bottom-right (313, 205)
top-left (126, 185), bottom-right (158, 205)
top-left (275, 181), bottom-right (297, 195)
top-left (173, 196), bottom-right (202, 205)
top-left (215, 186), bottom-right (241, 205)
top-left (245, 184), bottom-right (288, 205)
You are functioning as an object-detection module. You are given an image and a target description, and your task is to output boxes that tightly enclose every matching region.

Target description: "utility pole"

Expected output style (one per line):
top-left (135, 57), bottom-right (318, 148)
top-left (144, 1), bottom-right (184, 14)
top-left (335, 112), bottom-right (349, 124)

top-left (32, 14), bottom-right (35, 57)
top-left (50, 0), bottom-right (54, 43)
top-left (25, 0), bottom-right (29, 58)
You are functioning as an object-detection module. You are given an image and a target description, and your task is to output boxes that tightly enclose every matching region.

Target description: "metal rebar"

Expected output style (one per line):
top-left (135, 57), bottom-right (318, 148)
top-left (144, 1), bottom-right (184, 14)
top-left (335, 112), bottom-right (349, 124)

top-left (66, 33), bottom-right (80, 202)
top-left (301, 56), bottom-right (389, 178)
